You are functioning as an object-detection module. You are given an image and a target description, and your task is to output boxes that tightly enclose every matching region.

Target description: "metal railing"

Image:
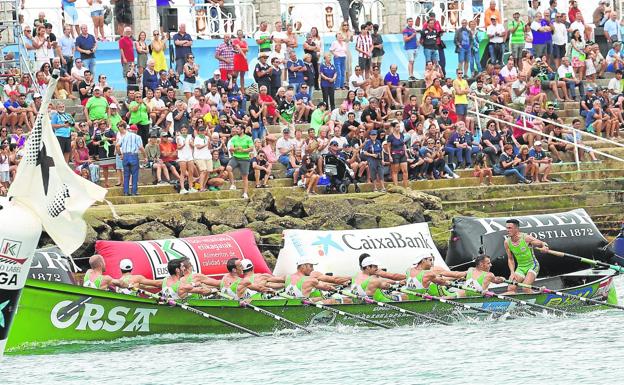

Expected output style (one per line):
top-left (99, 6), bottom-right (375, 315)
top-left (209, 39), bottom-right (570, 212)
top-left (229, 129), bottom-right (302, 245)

top-left (150, 1), bottom-right (258, 38)
top-left (280, 0), bottom-right (384, 35)
top-left (469, 94), bottom-right (624, 170)
top-left (405, 0), bottom-right (503, 31)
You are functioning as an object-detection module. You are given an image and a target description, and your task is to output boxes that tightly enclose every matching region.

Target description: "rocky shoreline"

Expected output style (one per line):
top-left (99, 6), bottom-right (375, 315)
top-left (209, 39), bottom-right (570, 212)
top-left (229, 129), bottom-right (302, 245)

top-left (40, 187), bottom-right (452, 269)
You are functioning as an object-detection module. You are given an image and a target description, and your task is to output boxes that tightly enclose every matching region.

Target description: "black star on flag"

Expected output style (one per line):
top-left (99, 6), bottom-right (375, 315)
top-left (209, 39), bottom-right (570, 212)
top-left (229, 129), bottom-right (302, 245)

top-left (36, 144), bottom-right (55, 196)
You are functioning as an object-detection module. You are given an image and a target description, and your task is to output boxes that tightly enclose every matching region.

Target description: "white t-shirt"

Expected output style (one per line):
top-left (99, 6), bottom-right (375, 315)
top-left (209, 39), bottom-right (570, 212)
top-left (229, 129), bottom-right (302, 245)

top-left (187, 96), bottom-right (199, 113)
top-left (176, 134), bottom-right (193, 160)
top-left (330, 108), bottom-right (348, 124)
top-left (276, 136), bottom-right (295, 155)
top-left (552, 22), bottom-right (568, 45)
top-left (193, 135), bottom-right (211, 160)
top-left (500, 66), bottom-right (518, 81)
top-left (206, 91), bottom-right (221, 106)
top-left (349, 73), bottom-right (365, 92)
top-left (557, 64), bottom-right (575, 80)
top-left (487, 24), bottom-right (505, 44)
top-left (511, 79), bottom-right (527, 102)
top-left (331, 136), bottom-right (349, 149)
top-left (271, 31), bottom-right (287, 54)
top-left (608, 77), bottom-right (624, 94)
top-left (569, 21), bottom-right (586, 42)
top-left (71, 66), bottom-right (86, 81)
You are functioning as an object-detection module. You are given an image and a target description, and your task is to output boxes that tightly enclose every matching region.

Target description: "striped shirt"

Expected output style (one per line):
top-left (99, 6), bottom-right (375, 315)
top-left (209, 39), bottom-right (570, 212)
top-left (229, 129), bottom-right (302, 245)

top-left (215, 42), bottom-right (235, 71)
top-left (119, 131), bottom-right (143, 154)
top-left (355, 33), bottom-right (373, 58)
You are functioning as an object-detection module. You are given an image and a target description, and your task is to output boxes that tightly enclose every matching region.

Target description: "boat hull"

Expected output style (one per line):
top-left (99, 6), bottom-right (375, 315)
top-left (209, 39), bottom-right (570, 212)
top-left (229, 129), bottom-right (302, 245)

top-left (5, 269), bottom-right (618, 354)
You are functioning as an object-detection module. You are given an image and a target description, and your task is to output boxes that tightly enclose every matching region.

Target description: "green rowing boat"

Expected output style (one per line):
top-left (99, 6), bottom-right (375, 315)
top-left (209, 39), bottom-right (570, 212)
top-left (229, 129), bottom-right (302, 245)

top-left (5, 269), bottom-right (618, 354)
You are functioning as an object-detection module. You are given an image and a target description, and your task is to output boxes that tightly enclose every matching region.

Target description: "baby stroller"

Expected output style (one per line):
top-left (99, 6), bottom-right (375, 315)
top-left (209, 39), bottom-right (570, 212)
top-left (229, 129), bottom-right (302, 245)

top-left (323, 153), bottom-right (360, 193)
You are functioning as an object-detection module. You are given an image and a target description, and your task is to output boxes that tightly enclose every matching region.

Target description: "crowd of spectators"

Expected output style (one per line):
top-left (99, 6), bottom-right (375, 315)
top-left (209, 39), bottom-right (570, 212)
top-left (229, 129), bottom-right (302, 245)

top-left (0, 1), bottom-right (619, 197)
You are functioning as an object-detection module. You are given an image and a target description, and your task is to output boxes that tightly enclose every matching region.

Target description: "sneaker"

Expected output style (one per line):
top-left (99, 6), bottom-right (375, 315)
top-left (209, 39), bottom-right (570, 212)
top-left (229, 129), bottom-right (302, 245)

top-left (208, 186), bottom-right (218, 191)
top-left (408, 76), bottom-right (416, 81)
top-left (189, 188), bottom-right (198, 193)
top-left (452, 173), bottom-right (460, 179)
top-left (157, 180), bottom-right (168, 185)
top-left (443, 174), bottom-right (453, 179)
top-left (229, 184), bottom-right (237, 190)
top-left (242, 192), bottom-right (249, 199)
top-left (180, 188), bottom-right (189, 194)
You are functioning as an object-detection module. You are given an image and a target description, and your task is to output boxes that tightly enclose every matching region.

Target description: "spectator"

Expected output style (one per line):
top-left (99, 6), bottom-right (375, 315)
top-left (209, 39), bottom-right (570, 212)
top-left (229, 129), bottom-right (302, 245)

top-left (473, 152), bottom-right (492, 186)
top-left (294, 84), bottom-right (315, 123)
top-left (302, 32), bottom-right (320, 90)
top-left (348, 65), bottom-right (368, 92)
top-left (150, 30), bottom-right (167, 73)
top-left (593, 0), bottom-right (611, 27)
top-left (119, 26), bottom-right (135, 78)
top-left (258, 85), bottom-right (278, 124)
top-left (251, 149), bottom-right (272, 188)
top-left (84, 86), bottom-right (109, 129)
top-left (116, 123), bottom-right (146, 196)
top-left (142, 59), bottom-right (158, 94)
top-left (454, 20), bottom-right (472, 76)
top-left (173, 24), bottom-right (193, 75)
top-left (384, 120), bottom-right (408, 188)
top-left (191, 126), bottom-right (211, 191)
top-left (276, 127), bottom-right (295, 167)
top-left (226, 124), bottom-right (254, 199)
top-left (286, 50), bottom-right (306, 92)
top-left (402, 17), bottom-right (419, 81)
top-left (59, 25), bottom-right (75, 74)
top-left (469, 20), bottom-right (482, 76)
top-left (384, 64), bottom-right (408, 107)
top-left (558, 56), bottom-right (584, 100)
top-left (298, 155), bottom-right (320, 195)
top-left (254, 21), bottom-right (272, 53)
top-left (52, 57), bottom-right (75, 100)
top-left (128, 92), bottom-right (151, 144)
top-left (569, 30), bottom-right (586, 79)
top-left (371, 24), bottom-right (384, 68)
top-left (453, 68), bottom-right (469, 123)
top-left (493, 143), bottom-right (530, 184)
top-left (552, 13), bottom-right (568, 70)
top-left (254, 52), bottom-right (272, 92)
top-left (182, 53), bottom-right (199, 99)
top-left (484, 0), bottom-right (501, 28)
top-left (50, 102), bottom-right (74, 163)
top-left (88, 0), bottom-right (105, 41)
top-left (232, 29), bottom-right (249, 90)
top-left (487, 15), bottom-right (505, 65)
top-left (329, 33), bottom-right (348, 89)
top-left (73, 135), bottom-right (100, 184)
top-left (607, 41), bottom-right (624, 72)
top-left (362, 130), bottom-right (385, 191)
top-left (278, 90), bottom-right (296, 125)
top-left (215, 34), bottom-right (235, 80)
top-left (175, 125), bottom-right (197, 194)
top-left (355, 23), bottom-right (373, 79)
top-left (528, 141), bottom-right (553, 182)
top-left (75, 24), bottom-right (97, 74)
top-left (319, 53), bottom-right (337, 110)
top-left (134, 31), bottom-right (149, 72)
top-left (421, 19), bottom-right (441, 66)
top-left (145, 134), bottom-right (170, 184)
top-left (508, 12), bottom-right (525, 69)
top-left (482, 120), bottom-right (503, 165)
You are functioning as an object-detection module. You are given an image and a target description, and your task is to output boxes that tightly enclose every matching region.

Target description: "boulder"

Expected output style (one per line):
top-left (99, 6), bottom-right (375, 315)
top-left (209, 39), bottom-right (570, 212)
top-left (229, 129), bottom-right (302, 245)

top-left (112, 228), bottom-right (142, 242)
top-left (155, 208), bottom-right (203, 233)
top-left (73, 224), bottom-right (98, 259)
top-left (372, 192), bottom-right (425, 223)
top-left (179, 221), bottom-right (211, 238)
top-left (377, 211), bottom-right (409, 228)
top-left (261, 233), bottom-right (283, 247)
top-left (86, 217), bottom-right (112, 240)
top-left (249, 189), bottom-right (275, 211)
top-left (273, 193), bottom-right (304, 216)
top-left (352, 213), bottom-right (378, 229)
top-left (211, 224), bottom-right (236, 234)
top-left (262, 250), bottom-right (277, 270)
top-left (400, 188), bottom-right (443, 211)
top-left (203, 205), bottom-right (248, 228)
top-left (113, 214), bottom-right (149, 229)
top-left (265, 215), bottom-right (307, 229)
top-left (131, 221), bottom-right (176, 240)
top-left (424, 209), bottom-right (449, 223)
top-left (247, 220), bottom-right (283, 235)
top-left (244, 206), bottom-right (277, 223)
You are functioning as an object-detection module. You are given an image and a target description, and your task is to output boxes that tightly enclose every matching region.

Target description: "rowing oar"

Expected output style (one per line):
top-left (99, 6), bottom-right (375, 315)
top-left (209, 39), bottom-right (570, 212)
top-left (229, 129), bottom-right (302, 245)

top-left (399, 288), bottom-right (502, 318)
top-left (502, 280), bottom-right (624, 311)
top-left (217, 292), bottom-right (312, 333)
top-left (133, 287), bottom-right (261, 337)
top-left (537, 248), bottom-right (624, 273)
top-left (340, 291), bottom-right (451, 325)
top-left (276, 293), bottom-right (392, 329)
top-left (448, 282), bottom-right (571, 316)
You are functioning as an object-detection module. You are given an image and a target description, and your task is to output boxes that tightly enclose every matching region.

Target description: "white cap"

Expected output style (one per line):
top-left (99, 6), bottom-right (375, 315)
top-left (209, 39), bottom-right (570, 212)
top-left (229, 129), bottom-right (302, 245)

top-left (534, 141), bottom-right (542, 146)
top-left (214, 69), bottom-right (221, 75)
top-left (412, 254), bottom-right (431, 266)
top-left (361, 256), bottom-right (381, 268)
top-left (119, 258), bottom-right (133, 271)
top-left (110, 103), bottom-right (118, 109)
top-left (296, 256), bottom-right (318, 266)
top-left (33, 93), bottom-right (42, 99)
top-left (241, 258), bottom-right (254, 271)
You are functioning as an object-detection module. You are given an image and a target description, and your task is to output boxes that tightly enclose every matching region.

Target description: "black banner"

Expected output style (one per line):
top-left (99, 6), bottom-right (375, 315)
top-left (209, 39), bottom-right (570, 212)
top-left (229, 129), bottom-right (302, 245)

top-left (0, 289), bottom-right (21, 341)
top-left (28, 247), bottom-right (76, 284)
top-left (446, 209), bottom-right (609, 277)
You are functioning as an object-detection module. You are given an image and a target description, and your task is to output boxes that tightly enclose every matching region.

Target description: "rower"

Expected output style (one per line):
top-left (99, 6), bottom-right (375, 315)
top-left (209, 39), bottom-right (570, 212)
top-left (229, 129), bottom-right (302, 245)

top-left (237, 259), bottom-right (279, 300)
top-left (117, 258), bottom-right (162, 295)
top-left (504, 218), bottom-right (548, 294)
top-left (284, 257), bottom-right (351, 304)
top-left (83, 254), bottom-right (123, 290)
top-left (220, 258), bottom-right (243, 299)
top-left (161, 259), bottom-right (213, 300)
top-left (405, 254), bottom-right (466, 298)
top-left (181, 257), bottom-right (221, 287)
top-left (462, 255), bottom-right (505, 297)
top-left (350, 255), bottom-right (407, 302)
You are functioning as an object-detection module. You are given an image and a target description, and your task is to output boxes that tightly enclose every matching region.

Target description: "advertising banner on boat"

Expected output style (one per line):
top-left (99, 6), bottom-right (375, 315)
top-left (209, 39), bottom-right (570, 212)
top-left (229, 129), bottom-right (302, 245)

top-left (96, 229), bottom-right (270, 280)
top-left (446, 209), bottom-right (609, 277)
top-left (273, 223), bottom-right (447, 276)
top-left (28, 246), bottom-right (76, 284)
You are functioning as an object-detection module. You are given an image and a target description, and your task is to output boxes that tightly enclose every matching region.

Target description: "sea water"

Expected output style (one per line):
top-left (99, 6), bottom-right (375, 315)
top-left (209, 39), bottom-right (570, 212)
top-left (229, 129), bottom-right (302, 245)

top-left (4, 278), bottom-right (624, 385)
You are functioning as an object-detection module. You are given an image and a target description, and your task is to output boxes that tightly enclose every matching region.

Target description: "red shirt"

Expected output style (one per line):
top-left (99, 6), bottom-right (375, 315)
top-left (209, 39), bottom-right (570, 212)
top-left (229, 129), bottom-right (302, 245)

top-left (159, 141), bottom-right (178, 162)
top-left (259, 93), bottom-right (277, 116)
top-left (118, 36), bottom-right (135, 63)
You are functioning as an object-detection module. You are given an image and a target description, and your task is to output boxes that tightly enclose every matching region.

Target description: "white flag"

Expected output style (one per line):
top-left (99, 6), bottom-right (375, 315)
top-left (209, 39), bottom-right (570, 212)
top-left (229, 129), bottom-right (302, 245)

top-left (8, 72), bottom-right (107, 255)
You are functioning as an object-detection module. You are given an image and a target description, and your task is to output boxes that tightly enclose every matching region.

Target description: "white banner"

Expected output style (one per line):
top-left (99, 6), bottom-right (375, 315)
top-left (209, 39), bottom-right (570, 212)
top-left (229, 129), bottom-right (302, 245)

top-left (273, 223), bottom-right (448, 276)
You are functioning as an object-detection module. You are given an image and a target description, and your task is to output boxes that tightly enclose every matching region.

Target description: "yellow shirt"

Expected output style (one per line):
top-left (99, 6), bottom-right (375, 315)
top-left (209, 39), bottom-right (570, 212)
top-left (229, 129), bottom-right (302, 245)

top-left (453, 78), bottom-right (469, 105)
top-left (202, 111), bottom-right (218, 127)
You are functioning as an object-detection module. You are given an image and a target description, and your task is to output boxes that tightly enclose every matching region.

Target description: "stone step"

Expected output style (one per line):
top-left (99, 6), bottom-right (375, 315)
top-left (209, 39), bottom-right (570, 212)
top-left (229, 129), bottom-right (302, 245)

top-left (443, 190), bottom-right (624, 212)
top-left (486, 202), bottom-right (624, 220)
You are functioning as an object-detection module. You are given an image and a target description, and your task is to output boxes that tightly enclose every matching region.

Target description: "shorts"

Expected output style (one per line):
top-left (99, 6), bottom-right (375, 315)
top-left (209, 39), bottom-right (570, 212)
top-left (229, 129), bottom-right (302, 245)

top-left (368, 158), bottom-right (383, 180)
top-left (0, 171), bottom-right (9, 182)
top-left (91, 10), bottom-right (104, 17)
top-left (220, 68), bottom-right (233, 80)
top-left (228, 157), bottom-right (250, 175)
top-left (458, 48), bottom-right (470, 63)
top-left (56, 135), bottom-right (72, 153)
top-left (195, 158), bottom-right (213, 172)
top-left (115, 154), bottom-right (123, 170)
top-left (455, 103), bottom-right (467, 116)
top-left (166, 160), bottom-right (179, 170)
top-left (178, 153), bottom-right (194, 162)
top-left (183, 80), bottom-right (196, 93)
top-left (405, 48), bottom-right (418, 62)
top-left (533, 44), bottom-right (547, 59)
top-left (510, 43), bottom-right (524, 61)
top-left (358, 56), bottom-right (371, 70)
top-left (515, 261), bottom-right (540, 279)
top-left (391, 152), bottom-right (407, 164)
top-left (64, 7), bottom-right (79, 25)
top-left (552, 44), bottom-right (566, 59)
top-left (423, 48), bottom-right (439, 63)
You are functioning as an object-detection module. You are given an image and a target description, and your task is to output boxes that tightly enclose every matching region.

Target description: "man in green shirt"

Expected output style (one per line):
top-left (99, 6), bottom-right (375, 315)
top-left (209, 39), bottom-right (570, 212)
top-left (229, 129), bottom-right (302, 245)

top-left (504, 218), bottom-right (549, 294)
top-left (507, 12), bottom-right (526, 68)
top-left (254, 21), bottom-right (272, 53)
top-left (226, 124), bottom-right (254, 199)
top-left (310, 101), bottom-right (331, 135)
top-left (84, 87), bottom-right (110, 127)
top-left (108, 103), bottom-right (122, 133)
top-left (128, 92), bottom-right (151, 145)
